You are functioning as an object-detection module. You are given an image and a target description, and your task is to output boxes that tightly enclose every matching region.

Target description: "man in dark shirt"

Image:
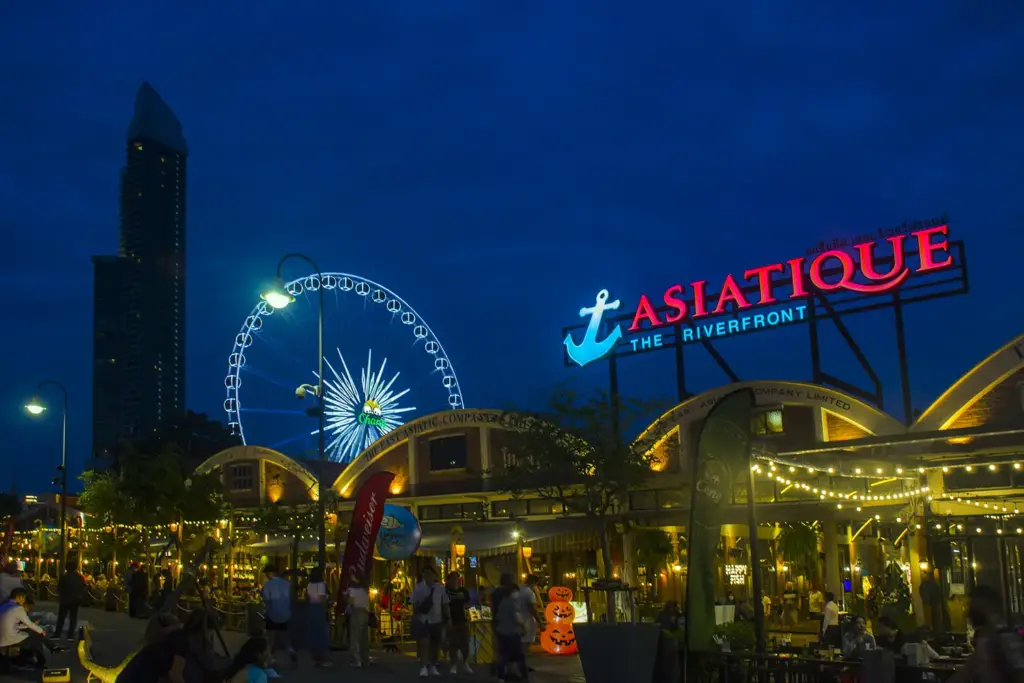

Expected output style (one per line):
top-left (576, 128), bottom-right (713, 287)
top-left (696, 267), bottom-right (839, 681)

top-left (445, 571), bottom-right (473, 674)
top-left (55, 560), bottom-right (86, 641)
top-left (874, 616), bottom-right (906, 653)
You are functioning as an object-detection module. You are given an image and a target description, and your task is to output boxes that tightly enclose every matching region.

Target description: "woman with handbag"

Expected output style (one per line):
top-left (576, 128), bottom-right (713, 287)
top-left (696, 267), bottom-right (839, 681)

top-left (412, 566), bottom-right (449, 677)
top-left (306, 567), bottom-right (334, 669)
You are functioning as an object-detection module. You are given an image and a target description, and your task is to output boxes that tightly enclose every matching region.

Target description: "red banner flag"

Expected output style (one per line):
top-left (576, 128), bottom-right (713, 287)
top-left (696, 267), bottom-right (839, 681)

top-left (336, 471), bottom-right (395, 615)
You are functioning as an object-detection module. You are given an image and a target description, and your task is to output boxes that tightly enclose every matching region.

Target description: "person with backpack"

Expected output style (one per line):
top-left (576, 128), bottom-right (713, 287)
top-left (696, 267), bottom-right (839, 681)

top-left (55, 560), bottom-right (86, 641)
top-left (949, 585), bottom-right (1024, 683)
top-left (411, 566), bottom-right (449, 677)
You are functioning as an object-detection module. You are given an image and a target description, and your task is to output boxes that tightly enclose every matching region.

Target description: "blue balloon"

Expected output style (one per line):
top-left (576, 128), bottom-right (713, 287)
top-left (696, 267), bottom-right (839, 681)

top-left (376, 504), bottom-right (422, 560)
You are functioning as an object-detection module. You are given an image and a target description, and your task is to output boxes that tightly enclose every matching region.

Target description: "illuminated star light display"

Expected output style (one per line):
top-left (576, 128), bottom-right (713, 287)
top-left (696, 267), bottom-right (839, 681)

top-left (316, 349), bottom-right (416, 463)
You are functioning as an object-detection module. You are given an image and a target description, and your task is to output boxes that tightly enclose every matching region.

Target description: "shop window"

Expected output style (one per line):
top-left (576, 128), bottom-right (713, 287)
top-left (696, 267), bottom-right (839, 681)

top-left (230, 464), bottom-right (253, 491)
top-left (527, 499), bottom-right (563, 515)
top-left (658, 489), bottom-right (686, 509)
top-left (440, 504), bottom-right (464, 519)
top-left (462, 502), bottom-right (485, 519)
top-left (422, 503), bottom-right (486, 520)
top-left (561, 496), bottom-right (587, 515)
top-left (492, 500), bottom-right (528, 518)
top-left (429, 435), bottom-right (468, 471)
top-left (751, 409), bottom-right (784, 436)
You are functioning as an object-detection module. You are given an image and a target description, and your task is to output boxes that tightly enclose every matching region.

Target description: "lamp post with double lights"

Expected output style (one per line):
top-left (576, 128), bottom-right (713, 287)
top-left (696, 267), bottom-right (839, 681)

top-left (261, 253), bottom-right (328, 571)
top-left (24, 380), bottom-right (69, 571)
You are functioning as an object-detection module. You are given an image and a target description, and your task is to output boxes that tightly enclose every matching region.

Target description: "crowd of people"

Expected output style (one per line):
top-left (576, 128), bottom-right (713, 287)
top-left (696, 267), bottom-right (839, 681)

top-left (408, 566), bottom-right (540, 681)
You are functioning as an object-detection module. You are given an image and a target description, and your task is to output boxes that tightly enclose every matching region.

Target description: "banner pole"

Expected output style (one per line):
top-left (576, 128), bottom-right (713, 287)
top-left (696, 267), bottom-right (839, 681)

top-left (746, 445), bottom-right (766, 654)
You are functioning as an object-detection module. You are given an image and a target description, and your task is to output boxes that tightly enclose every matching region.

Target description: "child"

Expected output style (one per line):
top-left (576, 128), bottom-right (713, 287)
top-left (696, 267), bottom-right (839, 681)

top-left (222, 636), bottom-right (273, 683)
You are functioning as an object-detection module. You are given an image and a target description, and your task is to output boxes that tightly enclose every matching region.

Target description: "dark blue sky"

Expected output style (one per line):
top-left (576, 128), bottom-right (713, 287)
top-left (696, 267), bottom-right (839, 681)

top-left (3, 3), bottom-right (1023, 491)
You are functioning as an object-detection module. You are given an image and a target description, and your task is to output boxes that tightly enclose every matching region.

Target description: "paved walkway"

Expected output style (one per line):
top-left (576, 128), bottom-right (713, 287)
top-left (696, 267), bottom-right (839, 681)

top-left (6, 604), bottom-right (583, 682)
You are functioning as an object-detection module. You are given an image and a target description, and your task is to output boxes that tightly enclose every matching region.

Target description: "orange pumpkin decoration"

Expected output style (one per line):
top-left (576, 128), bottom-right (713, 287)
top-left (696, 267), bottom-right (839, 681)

top-left (545, 600), bottom-right (575, 624)
top-left (548, 586), bottom-right (573, 602)
top-left (541, 623), bottom-right (578, 655)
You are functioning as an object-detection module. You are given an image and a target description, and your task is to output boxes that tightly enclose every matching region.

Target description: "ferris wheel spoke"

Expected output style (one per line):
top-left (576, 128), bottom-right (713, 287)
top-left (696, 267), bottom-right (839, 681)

top-left (266, 431), bottom-right (311, 451)
top-left (242, 365), bottom-right (305, 392)
top-left (377, 386), bottom-right (411, 408)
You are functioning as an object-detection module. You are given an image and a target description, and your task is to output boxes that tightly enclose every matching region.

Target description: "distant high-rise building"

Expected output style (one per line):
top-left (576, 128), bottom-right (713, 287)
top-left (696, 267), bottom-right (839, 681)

top-left (91, 83), bottom-right (187, 463)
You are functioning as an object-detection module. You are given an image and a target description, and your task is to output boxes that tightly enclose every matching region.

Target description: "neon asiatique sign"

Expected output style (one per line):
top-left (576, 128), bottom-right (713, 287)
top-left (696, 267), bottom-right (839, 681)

top-left (563, 224), bottom-right (954, 368)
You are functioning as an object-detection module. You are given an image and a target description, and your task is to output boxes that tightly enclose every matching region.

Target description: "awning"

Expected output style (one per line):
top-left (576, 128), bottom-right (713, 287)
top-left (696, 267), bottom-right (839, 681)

top-left (247, 539), bottom-right (338, 552)
top-left (417, 518), bottom-right (600, 557)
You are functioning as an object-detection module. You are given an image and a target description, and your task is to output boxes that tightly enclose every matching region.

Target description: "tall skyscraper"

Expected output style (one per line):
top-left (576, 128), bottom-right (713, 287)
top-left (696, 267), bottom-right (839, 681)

top-left (92, 83), bottom-right (187, 462)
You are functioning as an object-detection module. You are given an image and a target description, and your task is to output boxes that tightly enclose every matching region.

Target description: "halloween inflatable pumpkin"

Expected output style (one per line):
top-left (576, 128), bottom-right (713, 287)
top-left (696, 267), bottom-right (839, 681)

top-left (548, 586), bottom-right (573, 602)
top-left (541, 623), bottom-right (578, 655)
top-left (544, 600), bottom-right (575, 624)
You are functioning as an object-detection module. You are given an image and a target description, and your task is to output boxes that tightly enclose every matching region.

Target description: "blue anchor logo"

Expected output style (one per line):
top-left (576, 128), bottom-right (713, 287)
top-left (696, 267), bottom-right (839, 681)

top-left (563, 289), bottom-right (623, 367)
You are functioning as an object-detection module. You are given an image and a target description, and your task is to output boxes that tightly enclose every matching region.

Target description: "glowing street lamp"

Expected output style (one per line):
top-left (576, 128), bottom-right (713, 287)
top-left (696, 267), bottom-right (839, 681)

top-left (24, 381), bottom-right (69, 572)
top-left (260, 277), bottom-right (295, 310)
top-left (263, 254), bottom-right (327, 572)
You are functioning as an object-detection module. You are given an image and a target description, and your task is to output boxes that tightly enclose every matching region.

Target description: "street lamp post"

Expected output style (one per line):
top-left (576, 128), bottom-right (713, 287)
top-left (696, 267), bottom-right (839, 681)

top-left (261, 254), bottom-right (328, 571)
top-left (25, 380), bottom-right (69, 572)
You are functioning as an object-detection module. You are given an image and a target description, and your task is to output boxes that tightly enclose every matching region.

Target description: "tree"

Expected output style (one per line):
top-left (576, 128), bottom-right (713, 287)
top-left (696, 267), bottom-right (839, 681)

top-left (80, 443), bottom-right (226, 564)
top-left (491, 386), bottom-right (670, 586)
top-left (777, 522), bottom-right (821, 583)
top-left (635, 528), bottom-right (674, 575)
top-left (79, 471), bottom-right (132, 527)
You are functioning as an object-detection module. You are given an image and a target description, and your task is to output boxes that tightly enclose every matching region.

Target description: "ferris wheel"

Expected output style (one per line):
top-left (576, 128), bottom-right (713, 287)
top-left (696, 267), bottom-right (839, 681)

top-left (224, 272), bottom-right (463, 464)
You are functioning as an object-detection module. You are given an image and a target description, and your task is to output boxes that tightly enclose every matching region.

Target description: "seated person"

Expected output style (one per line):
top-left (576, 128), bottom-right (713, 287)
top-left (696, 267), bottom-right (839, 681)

top-left (841, 615), bottom-right (877, 658)
top-left (0, 587), bottom-right (59, 668)
top-left (657, 601), bottom-right (682, 631)
top-left (874, 615), bottom-right (906, 653)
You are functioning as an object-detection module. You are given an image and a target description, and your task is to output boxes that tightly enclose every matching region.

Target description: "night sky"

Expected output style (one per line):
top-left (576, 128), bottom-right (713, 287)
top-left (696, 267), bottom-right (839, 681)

top-left (3, 4), bottom-right (1023, 492)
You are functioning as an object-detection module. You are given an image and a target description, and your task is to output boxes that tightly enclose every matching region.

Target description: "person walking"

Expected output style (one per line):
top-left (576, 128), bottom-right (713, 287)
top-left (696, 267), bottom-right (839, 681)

top-left (411, 566), bottom-right (449, 677)
top-left (782, 582), bottom-right (799, 626)
top-left (445, 571), bottom-right (473, 673)
top-left (949, 585), bottom-right (1024, 683)
top-left (518, 575), bottom-right (541, 646)
top-left (493, 573), bottom-right (528, 683)
top-left (305, 567), bottom-right (333, 669)
top-left (128, 563), bottom-right (148, 619)
top-left (821, 591), bottom-right (841, 649)
top-left (56, 560), bottom-right (86, 641)
top-left (808, 585), bottom-right (824, 624)
top-left (346, 577), bottom-right (372, 668)
top-left (260, 565), bottom-right (297, 669)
